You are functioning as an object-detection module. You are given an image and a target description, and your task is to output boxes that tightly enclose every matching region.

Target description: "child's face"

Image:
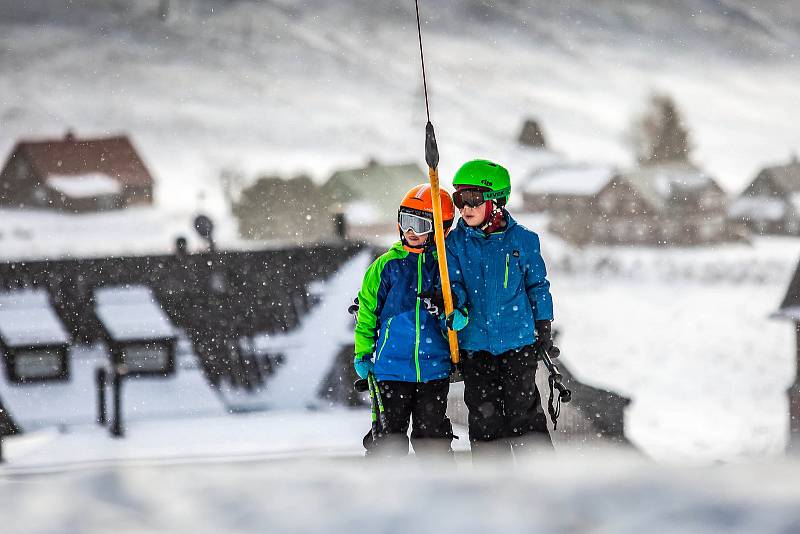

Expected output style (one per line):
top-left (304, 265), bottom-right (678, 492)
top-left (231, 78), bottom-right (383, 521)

top-left (404, 229), bottom-right (429, 247)
top-left (459, 202), bottom-right (489, 227)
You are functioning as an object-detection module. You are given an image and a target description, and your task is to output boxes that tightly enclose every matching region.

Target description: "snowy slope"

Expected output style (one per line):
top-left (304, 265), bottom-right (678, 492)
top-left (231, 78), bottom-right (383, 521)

top-left (0, 409), bottom-right (429, 473)
top-left (0, 0), bottom-right (798, 234)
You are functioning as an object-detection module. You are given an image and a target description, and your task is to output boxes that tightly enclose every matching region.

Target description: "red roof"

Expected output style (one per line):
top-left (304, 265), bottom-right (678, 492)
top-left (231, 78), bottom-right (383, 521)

top-left (16, 133), bottom-right (153, 188)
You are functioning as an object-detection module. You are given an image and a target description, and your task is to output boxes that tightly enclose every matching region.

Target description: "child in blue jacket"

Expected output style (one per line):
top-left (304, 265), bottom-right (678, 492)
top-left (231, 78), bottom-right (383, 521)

top-left (353, 184), bottom-right (456, 459)
top-left (444, 159), bottom-right (555, 462)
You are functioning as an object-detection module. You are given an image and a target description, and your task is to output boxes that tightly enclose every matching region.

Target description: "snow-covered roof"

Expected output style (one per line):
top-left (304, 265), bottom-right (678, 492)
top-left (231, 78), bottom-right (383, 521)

top-left (19, 133), bottom-right (153, 188)
top-left (524, 164), bottom-right (616, 196)
top-left (46, 172), bottom-right (123, 199)
top-left (343, 200), bottom-right (382, 225)
top-left (651, 167), bottom-right (712, 197)
top-left (729, 196), bottom-right (787, 221)
top-left (94, 285), bottom-right (176, 342)
top-left (0, 289), bottom-right (70, 347)
top-left (621, 163), bottom-right (722, 212)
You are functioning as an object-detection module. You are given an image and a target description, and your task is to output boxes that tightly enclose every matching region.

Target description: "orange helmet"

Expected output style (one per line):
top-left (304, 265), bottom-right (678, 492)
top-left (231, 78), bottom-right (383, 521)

top-left (398, 184), bottom-right (455, 252)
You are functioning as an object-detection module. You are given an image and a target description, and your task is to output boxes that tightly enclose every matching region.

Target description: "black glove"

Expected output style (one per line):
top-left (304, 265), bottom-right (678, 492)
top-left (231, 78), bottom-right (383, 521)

top-left (347, 296), bottom-right (359, 316)
top-left (533, 320), bottom-right (555, 355)
top-left (417, 290), bottom-right (445, 318)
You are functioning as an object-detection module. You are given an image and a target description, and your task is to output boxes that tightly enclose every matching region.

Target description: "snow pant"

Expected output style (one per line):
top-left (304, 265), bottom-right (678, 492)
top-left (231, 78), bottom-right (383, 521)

top-left (461, 345), bottom-right (553, 463)
top-left (363, 378), bottom-right (454, 460)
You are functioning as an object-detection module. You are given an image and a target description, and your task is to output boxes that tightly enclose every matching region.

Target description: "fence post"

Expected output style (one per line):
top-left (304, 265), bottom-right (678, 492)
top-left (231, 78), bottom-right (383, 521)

top-left (334, 213), bottom-right (347, 240)
top-left (96, 367), bottom-right (107, 425)
top-left (110, 365), bottom-right (128, 438)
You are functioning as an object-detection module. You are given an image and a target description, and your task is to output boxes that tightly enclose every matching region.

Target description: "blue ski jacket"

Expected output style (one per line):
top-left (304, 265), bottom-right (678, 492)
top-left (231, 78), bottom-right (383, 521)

top-left (445, 213), bottom-right (554, 355)
top-left (354, 242), bottom-right (451, 383)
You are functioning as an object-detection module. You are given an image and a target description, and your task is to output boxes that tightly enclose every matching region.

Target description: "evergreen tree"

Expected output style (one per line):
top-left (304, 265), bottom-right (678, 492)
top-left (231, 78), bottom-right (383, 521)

top-left (633, 94), bottom-right (692, 165)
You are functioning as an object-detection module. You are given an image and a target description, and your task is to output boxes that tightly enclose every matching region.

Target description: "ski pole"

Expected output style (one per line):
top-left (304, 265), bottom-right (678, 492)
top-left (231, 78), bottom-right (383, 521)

top-left (540, 347), bottom-right (572, 403)
top-left (415, 0), bottom-right (460, 365)
top-left (367, 374), bottom-right (380, 441)
top-left (368, 373), bottom-right (387, 432)
top-left (537, 346), bottom-right (571, 430)
top-left (354, 374), bottom-right (386, 438)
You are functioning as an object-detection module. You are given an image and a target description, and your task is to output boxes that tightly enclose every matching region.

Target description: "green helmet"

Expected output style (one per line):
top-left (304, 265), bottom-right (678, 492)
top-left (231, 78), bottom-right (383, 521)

top-left (452, 159), bottom-right (511, 205)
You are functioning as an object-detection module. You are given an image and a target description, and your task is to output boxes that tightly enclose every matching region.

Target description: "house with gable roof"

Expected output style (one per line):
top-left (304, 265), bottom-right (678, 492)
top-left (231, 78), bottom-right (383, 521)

top-left (729, 155), bottom-right (800, 235)
top-left (322, 159), bottom-right (427, 235)
top-left (525, 162), bottom-right (733, 245)
top-left (0, 131), bottom-right (155, 212)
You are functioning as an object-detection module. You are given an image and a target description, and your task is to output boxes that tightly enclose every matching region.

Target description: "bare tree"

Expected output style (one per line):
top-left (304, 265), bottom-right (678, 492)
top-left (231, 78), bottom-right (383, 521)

top-left (632, 93), bottom-right (692, 165)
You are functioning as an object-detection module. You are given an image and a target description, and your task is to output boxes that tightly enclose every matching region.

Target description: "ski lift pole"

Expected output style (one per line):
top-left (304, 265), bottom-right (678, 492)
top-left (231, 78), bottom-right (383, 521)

top-left (416, 0), bottom-right (460, 364)
top-left (426, 125), bottom-right (459, 364)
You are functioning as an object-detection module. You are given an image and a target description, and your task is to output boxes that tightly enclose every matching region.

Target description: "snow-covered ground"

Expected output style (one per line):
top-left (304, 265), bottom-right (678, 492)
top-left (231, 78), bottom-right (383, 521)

top-left (519, 216), bottom-right (799, 462)
top-left (3, 452), bottom-right (800, 533)
top-left (0, 207), bottom-right (211, 261)
top-left (2, 232), bottom-right (797, 465)
top-left (1, 230), bottom-right (799, 531)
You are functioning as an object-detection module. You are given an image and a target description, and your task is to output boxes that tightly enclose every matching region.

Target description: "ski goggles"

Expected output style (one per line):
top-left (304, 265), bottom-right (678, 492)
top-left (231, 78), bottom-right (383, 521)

top-left (453, 187), bottom-right (510, 209)
top-left (398, 209), bottom-right (434, 235)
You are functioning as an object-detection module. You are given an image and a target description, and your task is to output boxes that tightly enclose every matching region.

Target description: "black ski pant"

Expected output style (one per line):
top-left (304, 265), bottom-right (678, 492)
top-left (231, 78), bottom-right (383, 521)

top-left (461, 345), bottom-right (552, 460)
top-left (364, 378), bottom-right (454, 459)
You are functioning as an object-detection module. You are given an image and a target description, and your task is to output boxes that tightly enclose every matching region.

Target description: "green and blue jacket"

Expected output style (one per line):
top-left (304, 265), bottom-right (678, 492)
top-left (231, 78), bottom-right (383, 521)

top-left (354, 241), bottom-right (451, 383)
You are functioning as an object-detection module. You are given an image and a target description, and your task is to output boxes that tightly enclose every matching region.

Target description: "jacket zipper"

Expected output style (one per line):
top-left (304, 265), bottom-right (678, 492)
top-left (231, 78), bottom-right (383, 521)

top-left (377, 317), bottom-right (393, 361)
top-left (504, 253), bottom-right (509, 289)
top-left (414, 252), bottom-right (423, 382)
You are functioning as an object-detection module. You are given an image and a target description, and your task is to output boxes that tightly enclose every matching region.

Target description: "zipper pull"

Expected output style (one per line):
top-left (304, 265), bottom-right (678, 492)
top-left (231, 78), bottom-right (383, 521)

top-left (504, 253), bottom-right (509, 289)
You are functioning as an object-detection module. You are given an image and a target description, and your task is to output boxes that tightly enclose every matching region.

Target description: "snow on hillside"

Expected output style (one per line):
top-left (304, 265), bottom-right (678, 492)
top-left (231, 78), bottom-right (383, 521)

top-left (1, 0), bottom-right (798, 233)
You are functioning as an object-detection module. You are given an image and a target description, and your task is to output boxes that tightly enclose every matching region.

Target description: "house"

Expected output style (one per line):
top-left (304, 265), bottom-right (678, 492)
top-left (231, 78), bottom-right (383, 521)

top-left (0, 131), bottom-right (155, 212)
top-left (729, 156), bottom-right (800, 235)
top-left (526, 162), bottom-right (733, 245)
top-left (322, 160), bottom-right (427, 235)
top-left (523, 163), bottom-right (617, 213)
top-left (771, 261), bottom-right (800, 447)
